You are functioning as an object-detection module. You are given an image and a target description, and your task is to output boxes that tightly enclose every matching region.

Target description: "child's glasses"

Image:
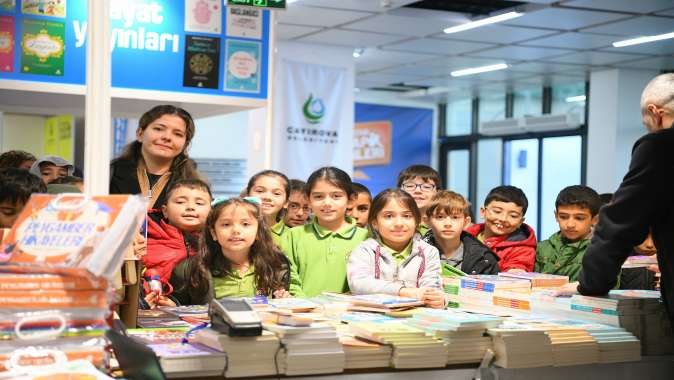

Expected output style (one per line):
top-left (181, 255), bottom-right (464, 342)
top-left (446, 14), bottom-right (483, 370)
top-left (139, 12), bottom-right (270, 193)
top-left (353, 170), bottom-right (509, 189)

top-left (401, 182), bottom-right (436, 193)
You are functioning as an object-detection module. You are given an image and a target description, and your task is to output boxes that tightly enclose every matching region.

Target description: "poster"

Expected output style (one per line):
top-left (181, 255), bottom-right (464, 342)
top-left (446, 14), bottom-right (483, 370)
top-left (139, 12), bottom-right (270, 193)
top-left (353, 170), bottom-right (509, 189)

top-left (224, 39), bottom-right (260, 93)
top-left (21, 18), bottom-right (64, 76)
top-left (183, 35), bottom-right (220, 89)
top-left (0, 16), bottom-right (13, 72)
top-left (354, 121), bottom-right (392, 167)
top-left (226, 6), bottom-right (262, 39)
top-left (0, 0), bottom-right (15, 12)
top-left (21, 0), bottom-right (66, 18)
top-left (44, 114), bottom-right (74, 162)
top-left (184, 0), bottom-right (221, 34)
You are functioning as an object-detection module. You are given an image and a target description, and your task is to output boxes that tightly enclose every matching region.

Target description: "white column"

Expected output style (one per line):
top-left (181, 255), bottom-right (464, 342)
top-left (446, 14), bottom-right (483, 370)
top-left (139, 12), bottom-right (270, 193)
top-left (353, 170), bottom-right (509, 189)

top-left (84, 0), bottom-right (111, 194)
top-left (586, 68), bottom-right (658, 193)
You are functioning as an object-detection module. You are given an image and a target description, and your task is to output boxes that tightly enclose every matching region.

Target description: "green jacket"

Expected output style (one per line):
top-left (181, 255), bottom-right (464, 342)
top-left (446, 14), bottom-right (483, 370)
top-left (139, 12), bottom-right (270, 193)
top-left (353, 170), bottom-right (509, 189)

top-left (279, 217), bottom-right (368, 297)
top-left (535, 232), bottom-right (590, 282)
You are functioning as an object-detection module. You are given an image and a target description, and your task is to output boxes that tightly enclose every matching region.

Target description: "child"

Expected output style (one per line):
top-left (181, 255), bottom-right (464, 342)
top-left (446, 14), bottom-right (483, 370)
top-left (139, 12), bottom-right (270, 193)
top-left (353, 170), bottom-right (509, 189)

top-left (171, 197), bottom-right (291, 305)
top-left (0, 168), bottom-right (46, 228)
top-left (280, 167), bottom-right (368, 297)
top-left (246, 170), bottom-right (290, 245)
top-left (0, 150), bottom-right (36, 170)
top-left (348, 189), bottom-right (444, 308)
top-left (466, 186), bottom-right (536, 273)
top-left (29, 156), bottom-right (74, 185)
top-left (535, 185), bottom-right (600, 281)
top-left (346, 182), bottom-right (371, 228)
top-left (397, 165), bottom-right (440, 235)
top-left (423, 191), bottom-right (499, 275)
top-left (283, 179), bottom-right (311, 228)
top-left (142, 179), bottom-right (213, 286)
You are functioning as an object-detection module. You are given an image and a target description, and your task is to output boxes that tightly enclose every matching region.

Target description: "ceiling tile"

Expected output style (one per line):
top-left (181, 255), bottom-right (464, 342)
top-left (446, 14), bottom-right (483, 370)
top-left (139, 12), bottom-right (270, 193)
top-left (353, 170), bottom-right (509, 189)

top-left (468, 45), bottom-right (573, 61)
top-left (277, 24), bottom-right (323, 40)
top-left (375, 57), bottom-right (507, 77)
top-left (581, 16), bottom-right (674, 36)
top-left (612, 56), bottom-right (674, 70)
top-left (278, 5), bottom-right (371, 27)
top-left (355, 49), bottom-right (436, 72)
top-left (382, 38), bottom-right (495, 55)
top-left (542, 51), bottom-right (649, 65)
top-left (433, 24), bottom-right (557, 44)
top-left (504, 8), bottom-right (629, 30)
top-left (358, 72), bottom-right (429, 85)
top-left (521, 32), bottom-right (618, 50)
top-left (601, 39), bottom-right (674, 55)
top-left (343, 14), bottom-right (455, 37)
top-left (291, 0), bottom-right (419, 13)
top-left (508, 61), bottom-right (591, 73)
top-left (296, 29), bottom-right (407, 47)
top-left (656, 7), bottom-right (674, 16)
top-left (514, 74), bottom-right (587, 87)
top-left (564, 0), bottom-right (674, 14)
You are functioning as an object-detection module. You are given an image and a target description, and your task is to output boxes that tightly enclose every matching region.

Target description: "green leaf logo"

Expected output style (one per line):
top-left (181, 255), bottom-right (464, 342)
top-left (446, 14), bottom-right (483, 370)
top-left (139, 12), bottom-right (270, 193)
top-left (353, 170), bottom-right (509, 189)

top-left (303, 93), bottom-right (325, 124)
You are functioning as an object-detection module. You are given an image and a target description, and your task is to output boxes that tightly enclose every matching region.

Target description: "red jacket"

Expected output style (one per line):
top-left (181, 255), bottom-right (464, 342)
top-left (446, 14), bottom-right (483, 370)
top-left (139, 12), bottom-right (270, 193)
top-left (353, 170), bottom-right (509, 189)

top-left (465, 223), bottom-right (537, 272)
top-left (142, 210), bottom-right (199, 284)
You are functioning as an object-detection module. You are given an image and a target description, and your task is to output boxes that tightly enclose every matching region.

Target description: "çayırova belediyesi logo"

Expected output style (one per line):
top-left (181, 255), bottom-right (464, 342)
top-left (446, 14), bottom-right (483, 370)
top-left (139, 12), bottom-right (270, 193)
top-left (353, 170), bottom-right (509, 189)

top-left (303, 93), bottom-right (325, 124)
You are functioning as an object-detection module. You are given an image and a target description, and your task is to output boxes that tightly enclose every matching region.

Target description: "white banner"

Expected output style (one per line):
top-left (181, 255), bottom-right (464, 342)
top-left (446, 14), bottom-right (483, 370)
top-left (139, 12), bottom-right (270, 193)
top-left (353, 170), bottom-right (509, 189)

top-left (272, 60), bottom-right (352, 179)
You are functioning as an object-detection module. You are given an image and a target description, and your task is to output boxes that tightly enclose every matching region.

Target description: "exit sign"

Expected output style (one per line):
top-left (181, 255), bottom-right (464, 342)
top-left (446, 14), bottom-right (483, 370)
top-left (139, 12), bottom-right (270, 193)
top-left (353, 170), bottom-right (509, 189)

top-left (227, 0), bottom-right (286, 9)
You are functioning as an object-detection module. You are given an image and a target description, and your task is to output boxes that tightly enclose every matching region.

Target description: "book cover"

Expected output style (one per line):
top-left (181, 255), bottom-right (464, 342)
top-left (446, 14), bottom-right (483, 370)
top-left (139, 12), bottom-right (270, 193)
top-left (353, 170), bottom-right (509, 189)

top-left (21, 0), bottom-right (65, 18)
top-left (184, 0), bottom-right (221, 34)
top-left (350, 294), bottom-right (424, 309)
top-left (224, 39), bottom-right (260, 93)
top-left (21, 18), bottom-right (64, 76)
top-left (0, 15), bottom-right (13, 73)
top-left (269, 298), bottom-right (317, 312)
top-left (183, 35), bottom-right (220, 89)
top-left (226, 6), bottom-right (262, 39)
top-left (0, 1), bottom-right (15, 12)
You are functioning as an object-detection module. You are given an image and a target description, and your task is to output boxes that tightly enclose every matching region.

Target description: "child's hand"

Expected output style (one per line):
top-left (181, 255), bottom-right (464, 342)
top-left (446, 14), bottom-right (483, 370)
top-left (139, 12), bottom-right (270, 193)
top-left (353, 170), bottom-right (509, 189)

top-left (549, 281), bottom-right (579, 297)
top-left (647, 264), bottom-right (660, 274)
top-left (399, 287), bottom-right (426, 300)
top-left (133, 232), bottom-right (147, 259)
top-left (422, 289), bottom-right (445, 309)
top-left (507, 268), bottom-right (526, 274)
top-left (144, 292), bottom-right (176, 308)
top-left (273, 289), bottom-right (291, 298)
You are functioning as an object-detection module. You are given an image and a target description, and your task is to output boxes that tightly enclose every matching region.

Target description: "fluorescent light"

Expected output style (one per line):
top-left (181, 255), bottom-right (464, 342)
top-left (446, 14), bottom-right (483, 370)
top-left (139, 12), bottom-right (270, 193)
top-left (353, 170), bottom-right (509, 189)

top-left (450, 63), bottom-right (508, 77)
top-left (444, 11), bottom-right (523, 34)
top-left (566, 95), bottom-right (586, 103)
top-left (613, 31), bottom-right (674, 47)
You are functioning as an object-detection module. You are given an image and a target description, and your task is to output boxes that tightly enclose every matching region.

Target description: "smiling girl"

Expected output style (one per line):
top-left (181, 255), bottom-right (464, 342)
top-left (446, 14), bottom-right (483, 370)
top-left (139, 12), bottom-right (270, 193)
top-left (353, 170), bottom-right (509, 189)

top-left (246, 170), bottom-right (290, 245)
top-left (280, 167), bottom-right (368, 297)
top-left (348, 189), bottom-right (444, 308)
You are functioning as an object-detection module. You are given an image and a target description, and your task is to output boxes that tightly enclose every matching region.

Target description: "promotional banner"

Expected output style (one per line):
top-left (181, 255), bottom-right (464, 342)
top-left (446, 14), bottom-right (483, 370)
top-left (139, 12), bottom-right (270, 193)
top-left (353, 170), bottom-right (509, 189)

top-left (273, 60), bottom-right (351, 179)
top-left (43, 114), bottom-right (73, 162)
top-left (353, 103), bottom-right (433, 196)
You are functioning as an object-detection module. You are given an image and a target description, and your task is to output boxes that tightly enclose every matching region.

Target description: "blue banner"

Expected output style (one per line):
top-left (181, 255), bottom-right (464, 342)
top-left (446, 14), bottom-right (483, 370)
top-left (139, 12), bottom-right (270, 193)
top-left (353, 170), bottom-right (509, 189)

top-left (0, 0), bottom-right (269, 99)
top-left (354, 103), bottom-right (433, 197)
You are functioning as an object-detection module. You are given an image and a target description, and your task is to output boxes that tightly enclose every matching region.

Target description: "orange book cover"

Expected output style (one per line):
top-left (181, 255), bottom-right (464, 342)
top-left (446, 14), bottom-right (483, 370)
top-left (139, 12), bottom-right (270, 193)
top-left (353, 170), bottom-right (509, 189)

top-left (0, 273), bottom-right (107, 291)
top-left (0, 289), bottom-right (108, 309)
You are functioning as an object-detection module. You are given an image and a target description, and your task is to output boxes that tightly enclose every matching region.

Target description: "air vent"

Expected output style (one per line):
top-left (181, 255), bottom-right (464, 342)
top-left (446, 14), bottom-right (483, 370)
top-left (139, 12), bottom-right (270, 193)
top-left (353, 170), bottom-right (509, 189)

top-left (405, 0), bottom-right (526, 16)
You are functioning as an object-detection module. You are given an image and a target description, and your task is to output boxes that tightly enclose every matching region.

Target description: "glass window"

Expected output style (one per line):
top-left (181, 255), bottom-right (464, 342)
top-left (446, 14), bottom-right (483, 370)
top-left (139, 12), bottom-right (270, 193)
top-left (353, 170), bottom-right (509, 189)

top-left (551, 82), bottom-right (586, 124)
top-left (478, 92), bottom-right (506, 124)
top-left (513, 87), bottom-right (542, 118)
top-left (503, 139), bottom-right (539, 236)
top-left (447, 149), bottom-right (470, 200)
top-left (540, 136), bottom-right (582, 240)
top-left (446, 96), bottom-right (472, 136)
top-left (475, 139), bottom-right (502, 222)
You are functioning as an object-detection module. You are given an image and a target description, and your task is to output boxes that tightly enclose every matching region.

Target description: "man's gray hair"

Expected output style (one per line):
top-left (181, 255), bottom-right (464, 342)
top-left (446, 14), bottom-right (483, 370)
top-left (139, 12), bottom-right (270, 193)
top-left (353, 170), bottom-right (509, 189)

top-left (640, 73), bottom-right (674, 113)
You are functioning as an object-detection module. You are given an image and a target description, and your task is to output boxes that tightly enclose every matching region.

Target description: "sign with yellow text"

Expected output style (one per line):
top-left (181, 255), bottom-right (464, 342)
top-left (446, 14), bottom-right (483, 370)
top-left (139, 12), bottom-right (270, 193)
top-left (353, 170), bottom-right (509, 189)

top-left (354, 120), bottom-right (392, 167)
top-left (44, 114), bottom-right (73, 162)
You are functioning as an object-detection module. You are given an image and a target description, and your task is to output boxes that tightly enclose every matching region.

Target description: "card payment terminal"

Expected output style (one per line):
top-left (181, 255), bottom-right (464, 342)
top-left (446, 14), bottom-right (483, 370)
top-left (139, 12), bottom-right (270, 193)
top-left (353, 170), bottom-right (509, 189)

top-left (209, 297), bottom-right (262, 337)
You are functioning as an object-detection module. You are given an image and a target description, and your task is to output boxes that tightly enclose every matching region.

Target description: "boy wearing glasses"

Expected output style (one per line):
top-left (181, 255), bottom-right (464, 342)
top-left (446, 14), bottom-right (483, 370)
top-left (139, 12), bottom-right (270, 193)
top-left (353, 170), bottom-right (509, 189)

top-left (397, 165), bottom-right (440, 235)
top-left (466, 186), bottom-right (537, 273)
top-left (283, 179), bottom-right (311, 228)
top-left (535, 185), bottom-right (600, 281)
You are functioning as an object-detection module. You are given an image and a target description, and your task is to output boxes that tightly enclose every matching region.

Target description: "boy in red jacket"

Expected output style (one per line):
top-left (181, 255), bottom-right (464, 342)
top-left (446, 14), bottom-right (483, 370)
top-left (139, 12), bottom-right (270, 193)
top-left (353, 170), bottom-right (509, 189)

top-left (465, 186), bottom-right (536, 273)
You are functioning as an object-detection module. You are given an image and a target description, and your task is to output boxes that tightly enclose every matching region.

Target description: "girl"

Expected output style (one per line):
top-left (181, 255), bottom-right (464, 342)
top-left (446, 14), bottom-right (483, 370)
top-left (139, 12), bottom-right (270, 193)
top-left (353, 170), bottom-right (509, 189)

top-left (110, 105), bottom-right (201, 209)
top-left (348, 189), bottom-right (444, 309)
top-left (171, 197), bottom-right (291, 305)
top-left (281, 167), bottom-right (368, 297)
top-left (246, 170), bottom-right (290, 245)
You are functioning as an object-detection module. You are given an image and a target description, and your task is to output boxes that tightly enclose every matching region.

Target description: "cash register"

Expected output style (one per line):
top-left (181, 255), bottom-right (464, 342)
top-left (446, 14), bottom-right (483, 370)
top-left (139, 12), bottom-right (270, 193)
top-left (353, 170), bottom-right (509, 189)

top-left (209, 297), bottom-right (262, 337)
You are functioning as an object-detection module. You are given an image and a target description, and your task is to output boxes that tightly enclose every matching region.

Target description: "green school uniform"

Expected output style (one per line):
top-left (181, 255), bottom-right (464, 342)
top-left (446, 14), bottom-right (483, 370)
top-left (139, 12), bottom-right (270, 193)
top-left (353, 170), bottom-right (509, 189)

top-left (271, 220), bottom-right (287, 246)
top-left (381, 241), bottom-right (413, 266)
top-left (417, 223), bottom-right (430, 236)
top-left (213, 267), bottom-right (258, 298)
top-left (283, 217), bottom-right (368, 297)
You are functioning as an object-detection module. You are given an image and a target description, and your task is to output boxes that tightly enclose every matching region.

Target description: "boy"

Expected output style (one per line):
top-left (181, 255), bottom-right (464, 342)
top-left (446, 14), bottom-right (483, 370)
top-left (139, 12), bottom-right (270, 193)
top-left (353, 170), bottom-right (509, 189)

top-left (535, 185), bottom-right (601, 281)
top-left (346, 182), bottom-right (371, 228)
top-left (0, 168), bottom-right (47, 228)
top-left (397, 164), bottom-right (440, 235)
top-left (29, 156), bottom-right (74, 184)
top-left (423, 191), bottom-right (499, 275)
top-left (0, 150), bottom-right (36, 170)
top-left (283, 179), bottom-right (311, 228)
top-left (466, 185), bottom-right (537, 273)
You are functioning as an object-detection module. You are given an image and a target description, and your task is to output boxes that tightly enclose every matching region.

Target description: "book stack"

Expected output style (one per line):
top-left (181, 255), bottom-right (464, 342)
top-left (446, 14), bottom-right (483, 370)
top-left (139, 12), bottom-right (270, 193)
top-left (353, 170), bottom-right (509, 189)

top-left (452, 275), bottom-right (531, 315)
top-left (406, 309), bottom-right (501, 365)
top-left (264, 321), bottom-right (345, 375)
top-left (348, 294), bottom-right (424, 313)
top-left (523, 320), bottom-right (600, 366)
top-left (349, 322), bottom-right (448, 369)
top-left (192, 327), bottom-right (280, 378)
top-left (548, 319), bottom-right (641, 363)
top-left (488, 321), bottom-right (554, 368)
top-left (127, 327), bottom-right (189, 345)
top-left (147, 342), bottom-right (227, 378)
top-left (621, 255), bottom-right (658, 268)
top-left (339, 334), bottom-right (393, 369)
top-left (498, 272), bottom-right (569, 288)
